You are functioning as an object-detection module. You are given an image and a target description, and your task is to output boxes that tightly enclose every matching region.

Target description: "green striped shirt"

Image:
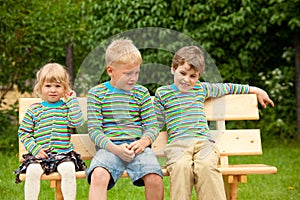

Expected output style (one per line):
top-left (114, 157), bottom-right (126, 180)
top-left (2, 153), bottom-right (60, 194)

top-left (87, 81), bottom-right (159, 149)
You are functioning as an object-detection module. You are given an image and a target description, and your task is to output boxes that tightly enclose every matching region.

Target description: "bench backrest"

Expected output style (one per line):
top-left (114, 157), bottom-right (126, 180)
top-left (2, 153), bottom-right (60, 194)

top-left (18, 94), bottom-right (261, 166)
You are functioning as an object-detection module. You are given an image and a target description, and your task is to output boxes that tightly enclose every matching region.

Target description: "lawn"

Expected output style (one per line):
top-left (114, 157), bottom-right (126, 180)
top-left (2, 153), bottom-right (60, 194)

top-left (1, 140), bottom-right (300, 199)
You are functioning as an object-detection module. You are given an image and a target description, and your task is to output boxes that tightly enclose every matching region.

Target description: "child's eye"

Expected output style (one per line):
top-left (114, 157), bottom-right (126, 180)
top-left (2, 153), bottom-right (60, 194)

top-left (125, 72), bottom-right (133, 76)
top-left (180, 72), bottom-right (186, 76)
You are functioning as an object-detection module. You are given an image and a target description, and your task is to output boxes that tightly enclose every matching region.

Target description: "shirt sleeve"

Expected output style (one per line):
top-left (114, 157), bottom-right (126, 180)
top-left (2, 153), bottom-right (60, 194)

top-left (203, 82), bottom-right (249, 99)
top-left (65, 94), bottom-right (85, 128)
top-left (139, 91), bottom-right (160, 143)
top-left (87, 90), bottom-right (113, 149)
top-left (153, 90), bottom-right (166, 132)
top-left (18, 107), bottom-right (42, 156)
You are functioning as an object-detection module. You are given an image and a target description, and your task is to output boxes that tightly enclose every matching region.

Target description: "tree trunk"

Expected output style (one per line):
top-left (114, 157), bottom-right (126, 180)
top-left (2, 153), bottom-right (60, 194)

top-left (66, 43), bottom-right (74, 87)
top-left (295, 31), bottom-right (300, 142)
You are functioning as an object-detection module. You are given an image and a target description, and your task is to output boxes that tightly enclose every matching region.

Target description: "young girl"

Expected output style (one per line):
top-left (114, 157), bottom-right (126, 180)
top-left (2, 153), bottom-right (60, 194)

top-left (15, 63), bottom-right (86, 200)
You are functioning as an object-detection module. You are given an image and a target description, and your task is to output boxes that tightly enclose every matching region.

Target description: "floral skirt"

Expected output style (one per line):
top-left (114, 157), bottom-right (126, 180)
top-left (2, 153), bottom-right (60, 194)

top-left (14, 151), bottom-right (86, 184)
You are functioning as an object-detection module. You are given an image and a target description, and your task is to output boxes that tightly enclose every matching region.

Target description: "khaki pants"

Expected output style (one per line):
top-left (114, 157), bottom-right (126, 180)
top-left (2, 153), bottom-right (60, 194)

top-left (165, 139), bottom-right (226, 200)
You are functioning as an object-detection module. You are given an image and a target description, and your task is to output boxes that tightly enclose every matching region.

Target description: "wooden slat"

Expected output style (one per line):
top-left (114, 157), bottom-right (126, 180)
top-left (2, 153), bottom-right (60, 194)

top-left (19, 129), bottom-right (263, 161)
top-left (219, 164), bottom-right (277, 175)
top-left (204, 94), bottom-right (259, 121)
top-left (19, 163), bottom-right (277, 182)
top-left (211, 129), bottom-right (262, 156)
top-left (150, 129), bottom-right (263, 158)
top-left (19, 94), bottom-right (258, 124)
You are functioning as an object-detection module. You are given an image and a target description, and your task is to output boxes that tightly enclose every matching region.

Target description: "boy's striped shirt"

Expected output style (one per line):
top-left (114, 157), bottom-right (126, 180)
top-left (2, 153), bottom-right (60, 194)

top-left (154, 81), bottom-right (249, 143)
top-left (87, 81), bottom-right (158, 149)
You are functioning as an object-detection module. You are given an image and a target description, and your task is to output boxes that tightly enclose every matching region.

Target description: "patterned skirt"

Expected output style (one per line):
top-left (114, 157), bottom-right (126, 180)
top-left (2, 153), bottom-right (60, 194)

top-left (14, 151), bottom-right (87, 184)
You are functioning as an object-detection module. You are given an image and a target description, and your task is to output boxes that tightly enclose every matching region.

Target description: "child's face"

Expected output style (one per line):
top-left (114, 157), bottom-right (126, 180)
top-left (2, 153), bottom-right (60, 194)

top-left (41, 81), bottom-right (66, 103)
top-left (172, 62), bottom-right (200, 92)
top-left (107, 63), bottom-right (140, 91)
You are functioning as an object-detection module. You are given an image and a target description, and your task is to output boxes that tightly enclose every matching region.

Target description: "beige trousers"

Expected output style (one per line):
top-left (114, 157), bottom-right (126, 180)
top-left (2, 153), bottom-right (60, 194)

top-left (165, 139), bottom-right (226, 200)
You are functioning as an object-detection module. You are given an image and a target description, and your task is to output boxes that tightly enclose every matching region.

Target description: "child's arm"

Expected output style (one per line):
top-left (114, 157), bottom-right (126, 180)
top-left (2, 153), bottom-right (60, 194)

top-left (64, 91), bottom-right (85, 127)
top-left (87, 91), bottom-right (135, 162)
top-left (128, 91), bottom-right (160, 154)
top-left (18, 107), bottom-right (43, 156)
top-left (249, 86), bottom-right (275, 108)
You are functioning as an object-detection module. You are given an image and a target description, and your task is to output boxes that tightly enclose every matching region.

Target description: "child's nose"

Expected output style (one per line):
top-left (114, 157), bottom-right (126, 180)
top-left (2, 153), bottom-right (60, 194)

top-left (50, 87), bottom-right (56, 92)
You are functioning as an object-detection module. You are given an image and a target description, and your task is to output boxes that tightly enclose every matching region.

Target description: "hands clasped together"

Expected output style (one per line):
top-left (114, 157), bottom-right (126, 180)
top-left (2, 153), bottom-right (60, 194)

top-left (113, 137), bottom-right (151, 162)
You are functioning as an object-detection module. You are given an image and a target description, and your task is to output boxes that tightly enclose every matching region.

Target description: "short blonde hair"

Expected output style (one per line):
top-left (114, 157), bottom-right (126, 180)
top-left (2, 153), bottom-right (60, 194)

top-left (34, 63), bottom-right (71, 97)
top-left (172, 46), bottom-right (205, 74)
top-left (105, 38), bottom-right (142, 67)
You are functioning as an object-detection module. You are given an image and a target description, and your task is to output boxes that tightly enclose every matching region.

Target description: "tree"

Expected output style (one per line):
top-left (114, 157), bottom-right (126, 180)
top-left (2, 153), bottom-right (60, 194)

top-left (1, 0), bottom-right (300, 141)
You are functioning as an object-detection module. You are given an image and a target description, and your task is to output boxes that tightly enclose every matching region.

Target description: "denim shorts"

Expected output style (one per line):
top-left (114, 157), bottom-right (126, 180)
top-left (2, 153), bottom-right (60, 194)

top-left (86, 147), bottom-right (163, 190)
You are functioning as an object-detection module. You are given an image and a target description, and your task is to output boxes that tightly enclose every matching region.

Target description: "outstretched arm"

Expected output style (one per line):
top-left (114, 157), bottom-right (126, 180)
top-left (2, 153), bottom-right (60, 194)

top-left (249, 86), bottom-right (275, 108)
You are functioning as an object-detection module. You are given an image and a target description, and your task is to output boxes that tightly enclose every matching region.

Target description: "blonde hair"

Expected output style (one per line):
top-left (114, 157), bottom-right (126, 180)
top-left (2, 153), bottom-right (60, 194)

top-left (172, 46), bottom-right (205, 74)
top-left (105, 38), bottom-right (142, 67)
top-left (34, 63), bottom-right (71, 97)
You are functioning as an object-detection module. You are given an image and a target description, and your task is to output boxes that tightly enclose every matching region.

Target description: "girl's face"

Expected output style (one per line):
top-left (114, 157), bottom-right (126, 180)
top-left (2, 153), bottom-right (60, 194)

top-left (41, 81), bottom-right (66, 103)
top-left (172, 62), bottom-right (200, 92)
top-left (107, 63), bottom-right (140, 91)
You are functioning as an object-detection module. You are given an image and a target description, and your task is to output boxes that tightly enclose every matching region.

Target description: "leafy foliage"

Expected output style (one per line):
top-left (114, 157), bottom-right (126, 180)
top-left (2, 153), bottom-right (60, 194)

top-left (1, 0), bottom-right (300, 141)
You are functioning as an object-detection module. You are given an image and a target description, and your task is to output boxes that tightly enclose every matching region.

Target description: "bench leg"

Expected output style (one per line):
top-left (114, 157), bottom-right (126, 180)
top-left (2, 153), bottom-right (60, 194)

top-left (223, 175), bottom-right (247, 200)
top-left (223, 175), bottom-right (239, 200)
top-left (50, 180), bottom-right (63, 200)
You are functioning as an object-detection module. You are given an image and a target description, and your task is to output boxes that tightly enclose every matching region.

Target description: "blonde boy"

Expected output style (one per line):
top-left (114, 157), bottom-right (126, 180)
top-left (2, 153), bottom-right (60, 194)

top-left (86, 38), bottom-right (164, 200)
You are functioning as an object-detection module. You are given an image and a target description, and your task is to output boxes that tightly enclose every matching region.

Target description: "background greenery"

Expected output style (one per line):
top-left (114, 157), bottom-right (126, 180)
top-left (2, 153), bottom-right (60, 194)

top-left (1, 0), bottom-right (299, 141)
top-left (1, 0), bottom-right (300, 199)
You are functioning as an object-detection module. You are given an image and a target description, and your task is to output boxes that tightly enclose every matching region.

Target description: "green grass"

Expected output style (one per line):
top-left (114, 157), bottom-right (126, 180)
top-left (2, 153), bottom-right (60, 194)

top-left (1, 140), bottom-right (300, 199)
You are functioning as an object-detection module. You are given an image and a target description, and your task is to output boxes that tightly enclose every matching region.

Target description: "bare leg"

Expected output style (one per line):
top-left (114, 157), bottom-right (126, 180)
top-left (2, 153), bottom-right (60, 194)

top-left (142, 173), bottom-right (164, 200)
top-left (88, 167), bottom-right (111, 200)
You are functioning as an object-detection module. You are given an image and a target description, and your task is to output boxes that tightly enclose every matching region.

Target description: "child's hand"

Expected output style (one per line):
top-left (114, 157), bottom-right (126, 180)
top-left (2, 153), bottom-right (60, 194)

top-left (249, 86), bottom-right (275, 108)
top-left (115, 143), bottom-right (135, 162)
top-left (64, 90), bottom-right (75, 101)
top-left (36, 148), bottom-right (49, 159)
top-left (128, 137), bottom-right (151, 154)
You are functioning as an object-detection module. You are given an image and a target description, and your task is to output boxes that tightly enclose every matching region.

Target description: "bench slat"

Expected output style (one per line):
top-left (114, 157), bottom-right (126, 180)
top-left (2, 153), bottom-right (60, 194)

top-left (18, 163), bottom-right (277, 182)
top-left (211, 129), bottom-right (262, 156)
top-left (19, 129), bottom-right (262, 161)
top-left (205, 94), bottom-right (259, 121)
top-left (19, 94), bottom-right (259, 124)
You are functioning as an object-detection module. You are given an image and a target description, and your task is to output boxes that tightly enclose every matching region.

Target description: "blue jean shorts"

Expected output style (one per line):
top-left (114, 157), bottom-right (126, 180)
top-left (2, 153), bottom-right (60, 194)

top-left (86, 147), bottom-right (163, 190)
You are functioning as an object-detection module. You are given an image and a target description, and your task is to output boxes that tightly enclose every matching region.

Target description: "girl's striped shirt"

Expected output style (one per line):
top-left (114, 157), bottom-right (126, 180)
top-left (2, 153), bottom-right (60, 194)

top-left (87, 81), bottom-right (158, 149)
top-left (154, 81), bottom-right (249, 143)
top-left (18, 96), bottom-right (84, 156)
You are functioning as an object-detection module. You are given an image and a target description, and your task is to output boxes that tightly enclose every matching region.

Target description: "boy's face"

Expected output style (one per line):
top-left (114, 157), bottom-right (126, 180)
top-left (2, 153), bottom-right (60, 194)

top-left (41, 81), bottom-right (66, 103)
top-left (107, 63), bottom-right (140, 91)
top-left (171, 62), bottom-right (200, 92)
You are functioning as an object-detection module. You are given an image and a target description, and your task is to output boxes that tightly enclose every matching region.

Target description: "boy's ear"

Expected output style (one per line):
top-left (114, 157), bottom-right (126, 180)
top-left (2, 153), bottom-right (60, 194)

top-left (106, 66), bottom-right (113, 76)
top-left (171, 67), bottom-right (175, 75)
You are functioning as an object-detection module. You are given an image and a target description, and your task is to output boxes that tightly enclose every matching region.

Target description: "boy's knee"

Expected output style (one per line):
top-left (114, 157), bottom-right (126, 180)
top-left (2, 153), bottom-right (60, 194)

top-left (171, 159), bottom-right (191, 171)
top-left (91, 167), bottom-right (111, 185)
top-left (143, 173), bottom-right (162, 186)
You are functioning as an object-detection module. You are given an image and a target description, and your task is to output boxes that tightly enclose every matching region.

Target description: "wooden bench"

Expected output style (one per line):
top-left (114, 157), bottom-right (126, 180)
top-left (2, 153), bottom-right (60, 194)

top-left (18, 94), bottom-right (277, 200)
